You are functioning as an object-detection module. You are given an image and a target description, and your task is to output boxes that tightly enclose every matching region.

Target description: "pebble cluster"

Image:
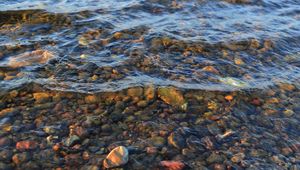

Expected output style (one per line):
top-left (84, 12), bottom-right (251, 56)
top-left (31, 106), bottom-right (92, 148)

top-left (0, 83), bottom-right (299, 169)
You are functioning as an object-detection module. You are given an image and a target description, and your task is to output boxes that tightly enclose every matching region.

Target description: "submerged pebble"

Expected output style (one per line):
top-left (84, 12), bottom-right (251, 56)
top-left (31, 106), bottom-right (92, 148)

top-left (103, 146), bottom-right (129, 168)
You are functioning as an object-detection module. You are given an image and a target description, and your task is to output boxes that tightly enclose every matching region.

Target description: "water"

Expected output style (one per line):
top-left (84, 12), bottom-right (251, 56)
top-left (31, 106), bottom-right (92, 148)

top-left (0, 0), bottom-right (299, 92)
top-left (0, 0), bottom-right (300, 169)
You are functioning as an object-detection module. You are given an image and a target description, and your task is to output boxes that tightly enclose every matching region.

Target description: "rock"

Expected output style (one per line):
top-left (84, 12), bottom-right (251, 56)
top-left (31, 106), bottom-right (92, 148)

top-left (85, 95), bottom-right (99, 104)
top-left (144, 85), bottom-right (156, 101)
top-left (0, 149), bottom-right (13, 162)
top-left (137, 100), bottom-right (148, 108)
top-left (231, 153), bottom-right (245, 163)
top-left (103, 146), bottom-right (129, 168)
top-left (234, 57), bottom-right (245, 65)
top-left (16, 140), bottom-right (38, 150)
top-left (146, 147), bottom-right (158, 154)
top-left (168, 132), bottom-right (186, 149)
top-left (283, 109), bottom-right (294, 117)
top-left (12, 152), bottom-right (31, 164)
top-left (278, 83), bottom-right (295, 91)
top-left (0, 137), bottom-right (12, 147)
top-left (149, 136), bottom-right (166, 148)
top-left (33, 92), bottom-right (51, 103)
top-left (202, 66), bottom-right (219, 74)
top-left (160, 160), bottom-right (185, 170)
top-left (78, 36), bottom-right (90, 46)
top-left (250, 98), bottom-right (262, 106)
top-left (158, 87), bottom-right (187, 110)
top-left (224, 95), bottom-right (233, 101)
top-left (0, 108), bottom-right (17, 119)
top-left (7, 50), bottom-right (54, 68)
top-left (64, 135), bottom-right (80, 147)
top-left (127, 87), bottom-right (143, 97)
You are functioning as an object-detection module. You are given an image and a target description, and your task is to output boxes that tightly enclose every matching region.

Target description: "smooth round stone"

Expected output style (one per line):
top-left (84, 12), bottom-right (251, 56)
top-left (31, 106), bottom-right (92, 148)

top-left (103, 146), bottom-right (129, 168)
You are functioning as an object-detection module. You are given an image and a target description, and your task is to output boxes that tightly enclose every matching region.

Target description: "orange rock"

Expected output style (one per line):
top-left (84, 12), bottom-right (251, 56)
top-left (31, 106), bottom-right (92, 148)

top-left (33, 92), bottom-right (51, 103)
top-left (85, 95), bottom-right (99, 104)
top-left (279, 83), bottom-right (295, 91)
top-left (52, 144), bottom-right (60, 151)
top-left (144, 85), bottom-right (156, 101)
top-left (202, 66), bottom-right (219, 74)
top-left (12, 153), bottom-right (29, 164)
top-left (160, 161), bottom-right (185, 170)
top-left (0, 108), bottom-right (15, 118)
top-left (113, 32), bottom-right (123, 39)
top-left (103, 146), bottom-right (129, 169)
top-left (234, 57), bottom-right (245, 65)
top-left (225, 95), bottom-right (233, 101)
top-left (16, 140), bottom-right (38, 150)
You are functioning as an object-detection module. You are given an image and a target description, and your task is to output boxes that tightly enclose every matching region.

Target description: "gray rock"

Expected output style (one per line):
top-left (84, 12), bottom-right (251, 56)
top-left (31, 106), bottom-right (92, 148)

top-left (64, 135), bottom-right (80, 147)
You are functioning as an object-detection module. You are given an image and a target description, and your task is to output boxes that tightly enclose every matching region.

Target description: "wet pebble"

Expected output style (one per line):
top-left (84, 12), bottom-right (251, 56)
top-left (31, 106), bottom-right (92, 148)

top-left (231, 153), bottom-right (245, 163)
top-left (64, 135), bottom-right (80, 147)
top-left (0, 149), bottom-right (13, 162)
top-left (12, 152), bottom-right (31, 164)
top-left (0, 137), bottom-right (12, 147)
top-left (103, 146), bottom-right (129, 168)
top-left (160, 160), bottom-right (185, 170)
top-left (158, 87), bottom-right (187, 110)
top-left (16, 140), bottom-right (38, 150)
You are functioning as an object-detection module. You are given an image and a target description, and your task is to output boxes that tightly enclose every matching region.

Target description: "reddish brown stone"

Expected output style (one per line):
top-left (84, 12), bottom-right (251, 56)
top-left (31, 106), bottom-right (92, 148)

top-left (250, 98), bottom-right (262, 106)
top-left (16, 140), bottom-right (38, 150)
top-left (0, 137), bottom-right (12, 147)
top-left (160, 161), bottom-right (185, 170)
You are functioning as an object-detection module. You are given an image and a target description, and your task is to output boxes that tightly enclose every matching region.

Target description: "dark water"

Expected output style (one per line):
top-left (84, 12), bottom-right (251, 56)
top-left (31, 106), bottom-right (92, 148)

top-left (0, 0), bottom-right (300, 170)
top-left (0, 0), bottom-right (299, 92)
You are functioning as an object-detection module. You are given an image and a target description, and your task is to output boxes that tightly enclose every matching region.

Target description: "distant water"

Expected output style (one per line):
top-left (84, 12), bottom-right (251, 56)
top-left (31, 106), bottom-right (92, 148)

top-left (0, 0), bottom-right (299, 92)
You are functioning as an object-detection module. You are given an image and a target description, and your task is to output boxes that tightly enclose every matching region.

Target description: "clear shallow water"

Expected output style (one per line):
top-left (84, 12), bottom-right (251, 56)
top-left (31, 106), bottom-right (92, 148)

top-left (0, 0), bottom-right (300, 92)
top-left (0, 2), bottom-right (300, 169)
